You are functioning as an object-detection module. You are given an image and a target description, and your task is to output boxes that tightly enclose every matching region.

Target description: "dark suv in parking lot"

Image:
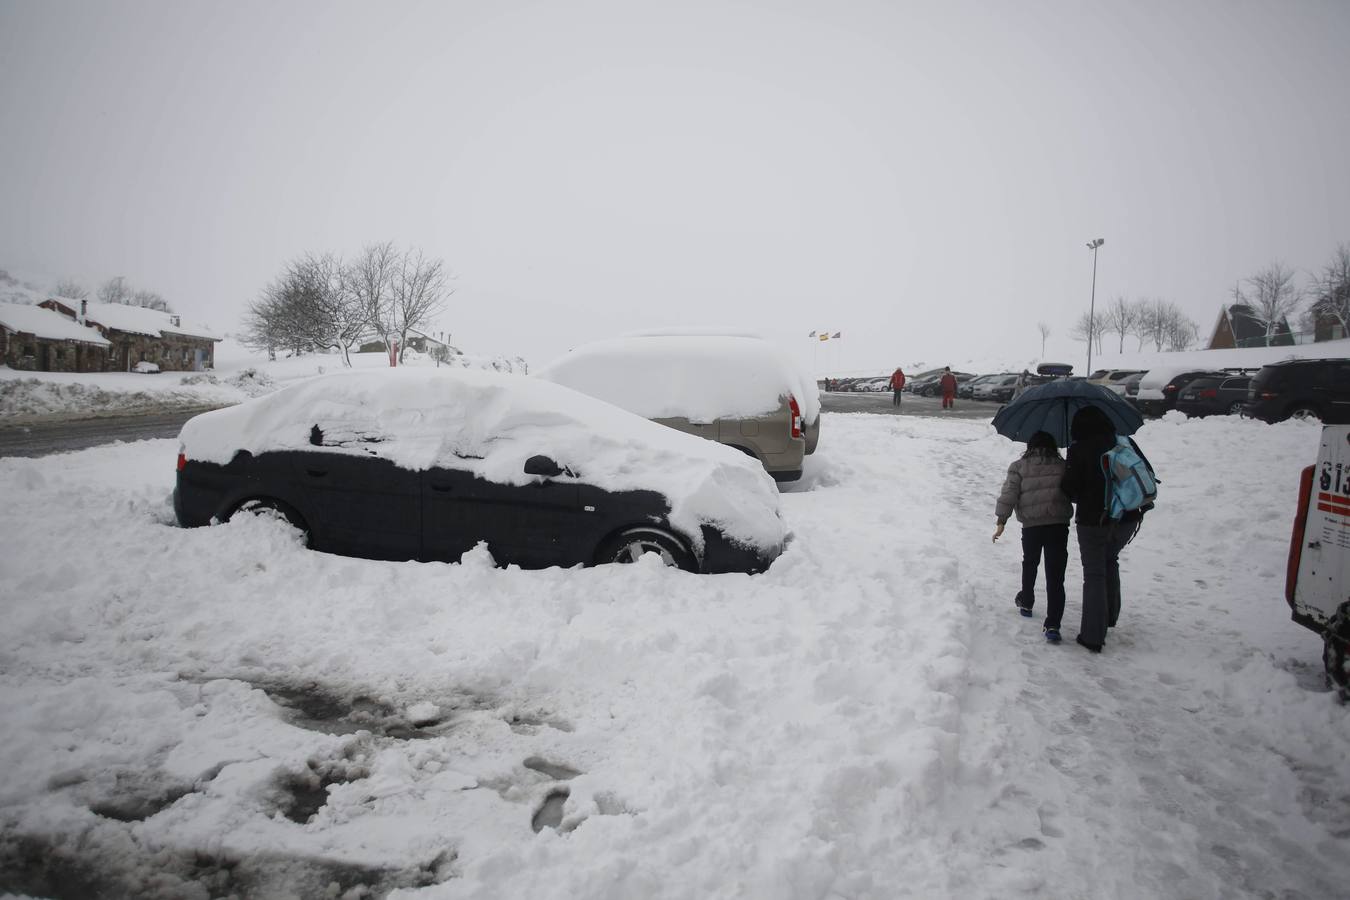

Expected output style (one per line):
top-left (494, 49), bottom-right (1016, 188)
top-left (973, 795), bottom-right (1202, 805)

top-left (1244, 358), bottom-right (1350, 423)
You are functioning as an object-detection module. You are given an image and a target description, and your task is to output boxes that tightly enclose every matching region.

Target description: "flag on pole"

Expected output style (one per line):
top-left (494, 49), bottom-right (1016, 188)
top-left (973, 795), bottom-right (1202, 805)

top-left (808, 331), bottom-right (817, 337)
top-left (832, 332), bottom-right (841, 339)
top-left (819, 333), bottom-right (829, 341)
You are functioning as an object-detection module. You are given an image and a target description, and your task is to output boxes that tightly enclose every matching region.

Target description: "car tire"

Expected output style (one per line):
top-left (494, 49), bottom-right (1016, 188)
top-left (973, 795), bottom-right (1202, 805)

top-left (1289, 405), bottom-right (1322, 422)
top-left (231, 498), bottom-right (310, 546)
top-left (1228, 401), bottom-right (1245, 415)
top-left (596, 527), bottom-right (697, 571)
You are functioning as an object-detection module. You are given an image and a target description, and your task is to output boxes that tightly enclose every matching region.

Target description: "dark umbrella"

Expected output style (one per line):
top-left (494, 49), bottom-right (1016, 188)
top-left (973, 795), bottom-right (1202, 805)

top-left (991, 380), bottom-right (1143, 446)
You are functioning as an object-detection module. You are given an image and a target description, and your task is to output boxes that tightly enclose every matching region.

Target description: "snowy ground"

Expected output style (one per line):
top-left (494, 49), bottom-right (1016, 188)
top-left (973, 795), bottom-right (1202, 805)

top-left (1, 410), bottom-right (1348, 899)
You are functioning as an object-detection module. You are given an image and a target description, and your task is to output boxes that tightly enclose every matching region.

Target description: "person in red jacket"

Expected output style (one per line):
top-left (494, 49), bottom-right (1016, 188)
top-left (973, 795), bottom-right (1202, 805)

top-left (939, 367), bottom-right (958, 409)
top-left (889, 367), bottom-right (906, 407)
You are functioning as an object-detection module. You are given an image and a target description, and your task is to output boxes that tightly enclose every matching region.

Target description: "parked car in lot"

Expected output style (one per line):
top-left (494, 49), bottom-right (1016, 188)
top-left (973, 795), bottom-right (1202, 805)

top-left (132, 361), bottom-right (161, 374)
top-left (1088, 368), bottom-right (1146, 395)
top-left (1245, 358), bottom-right (1350, 424)
top-left (1175, 375), bottom-right (1253, 417)
top-left (537, 333), bottom-right (819, 481)
top-left (959, 373), bottom-right (1003, 399)
top-left (974, 373), bottom-right (1018, 401)
top-left (1132, 367), bottom-right (1227, 416)
top-left (916, 371), bottom-right (975, 396)
top-left (175, 370), bottom-right (786, 574)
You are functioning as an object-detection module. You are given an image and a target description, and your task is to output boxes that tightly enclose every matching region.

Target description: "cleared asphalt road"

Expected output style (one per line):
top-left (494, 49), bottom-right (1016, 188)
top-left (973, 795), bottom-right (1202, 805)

top-left (0, 407), bottom-right (221, 458)
top-left (821, 390), bottom-right (999, 420)
top-left (0, 393), bottom-right (998, 459)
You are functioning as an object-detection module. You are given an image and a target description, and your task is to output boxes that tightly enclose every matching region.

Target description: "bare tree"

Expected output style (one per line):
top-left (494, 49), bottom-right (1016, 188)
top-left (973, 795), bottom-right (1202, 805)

top-left (1102, 296), bottom-right (1136, 353)
top-left (1070, 311), bottom-right (1106, 354)
top-left (1163, 309), bottom-right (1200, 351)
top-left (98, 276), bottom-right (131, 305)
top-left (132, 289), bottom-right (170, 312)
top-left (389, 250), bottom-right (449, 362)
top-left (1037, 321), bottom-right (1050, 358)
top-left (347, 242), bottom-right (399, 351)
top-left (1309, 243), bottom-right (1350, 337)
top-left (244, 253), bottom-right (367, 366)
top-left (1132, 298), bottom-right (1167, 351)
top-left (1239, 262), bottom-right (1301, 345)
top-left (53, 279), bottom-right (88, 301)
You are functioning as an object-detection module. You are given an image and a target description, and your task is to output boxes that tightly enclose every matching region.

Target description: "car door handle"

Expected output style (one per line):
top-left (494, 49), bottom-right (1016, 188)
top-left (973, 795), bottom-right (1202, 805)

top-left (306, 468), bottom-right (328, 478)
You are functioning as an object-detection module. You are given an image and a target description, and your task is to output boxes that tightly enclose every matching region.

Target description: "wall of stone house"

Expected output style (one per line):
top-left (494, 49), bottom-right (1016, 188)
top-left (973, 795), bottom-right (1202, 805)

top-left (103, 332), bottom-right (215, 371)
top-left (0, 330), bottom-right (106, 372)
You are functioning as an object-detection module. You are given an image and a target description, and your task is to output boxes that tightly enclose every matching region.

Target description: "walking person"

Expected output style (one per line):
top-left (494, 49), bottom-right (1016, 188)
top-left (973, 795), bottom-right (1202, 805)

top-left (889, 367), bottom-right (905, 407)
top-left (1061, 406), bottom-right (1146, 653)
top-left (1012, 369), bottom-right (1031, 400)
top-left (939, 367), bottom-right (958, 410)
top-left (993, 431), bottom-right (1073, 642)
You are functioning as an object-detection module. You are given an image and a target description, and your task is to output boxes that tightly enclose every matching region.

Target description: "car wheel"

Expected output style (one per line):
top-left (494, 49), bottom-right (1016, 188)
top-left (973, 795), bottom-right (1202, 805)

top-left (232, 498), bottom-right (310, 545)
top-left (1289, 405), bottom-right (1321, 422)
top-left (1228, 401), bottom-right (1245, 415)
top-left (596, 527), bottom-right (697, 571)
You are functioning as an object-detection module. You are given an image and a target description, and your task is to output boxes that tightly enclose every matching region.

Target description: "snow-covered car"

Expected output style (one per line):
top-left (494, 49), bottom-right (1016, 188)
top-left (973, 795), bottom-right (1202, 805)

top-left (174, 369), bottom-right (786, 574)
top-left (536, 332), bottom-right (820, 482)
top-left (132, 361), bottom-right (161, 374)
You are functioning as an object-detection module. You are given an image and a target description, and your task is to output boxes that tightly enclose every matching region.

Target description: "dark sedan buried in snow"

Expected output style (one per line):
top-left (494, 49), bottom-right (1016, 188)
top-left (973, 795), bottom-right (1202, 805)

top-left (174, 369), bottom-right (787, 574)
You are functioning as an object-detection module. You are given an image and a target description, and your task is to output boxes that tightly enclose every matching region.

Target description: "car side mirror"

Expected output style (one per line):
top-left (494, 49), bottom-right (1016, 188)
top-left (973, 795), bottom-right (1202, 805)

top-left (523, 455), bottom-right (564, 477)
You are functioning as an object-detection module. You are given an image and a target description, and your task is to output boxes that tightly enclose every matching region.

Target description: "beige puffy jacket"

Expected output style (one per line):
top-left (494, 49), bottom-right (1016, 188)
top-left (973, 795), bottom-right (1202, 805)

top-left (995, 453), bottom-right (1073, 527)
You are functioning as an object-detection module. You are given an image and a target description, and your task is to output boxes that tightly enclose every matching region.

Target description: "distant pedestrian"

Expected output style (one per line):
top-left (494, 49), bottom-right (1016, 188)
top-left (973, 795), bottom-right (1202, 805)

top-left (1013, 369), bottom-right (1031, 400)
top-left (939, 367), bottom-right (957, 409)
top-left (993, 431), bottom-right (1073, 643)
top-left (1061, 406), bottom-right (1149, 653)
top-left (889, 367), bottom-right (906, 407)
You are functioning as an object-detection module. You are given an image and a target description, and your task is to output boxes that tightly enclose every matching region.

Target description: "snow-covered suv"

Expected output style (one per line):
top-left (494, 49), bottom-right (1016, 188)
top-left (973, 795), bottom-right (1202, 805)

top-left (537, 333), bottom-right (820, 482)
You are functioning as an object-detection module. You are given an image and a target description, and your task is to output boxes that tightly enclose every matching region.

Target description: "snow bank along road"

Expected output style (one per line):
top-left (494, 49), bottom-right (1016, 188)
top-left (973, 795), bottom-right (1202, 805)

top-left (1, 413), bottom-right (1347, 899)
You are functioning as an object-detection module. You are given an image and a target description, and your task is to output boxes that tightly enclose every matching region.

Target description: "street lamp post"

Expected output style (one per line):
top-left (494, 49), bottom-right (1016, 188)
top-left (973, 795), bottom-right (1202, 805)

top-left (1085, 238), bottom-right (1104, 375)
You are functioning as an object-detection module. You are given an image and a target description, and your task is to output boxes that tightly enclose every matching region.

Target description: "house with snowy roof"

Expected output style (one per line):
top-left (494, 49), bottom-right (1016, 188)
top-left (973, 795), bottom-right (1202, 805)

top-left (40, 298), bottom-right (221, 372)
top-left (0, 301), bottom-right (111, 372)
top-left (1206, 303), bottom-right (1294, 349)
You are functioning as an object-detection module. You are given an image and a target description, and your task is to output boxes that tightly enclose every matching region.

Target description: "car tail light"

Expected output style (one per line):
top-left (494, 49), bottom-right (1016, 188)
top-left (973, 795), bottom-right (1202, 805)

top-left (1199, 388), bottom-right (1217, 400)
top-left (1260, 391), bottom-right (1279, 400)
top-left (788, 395), bottom-right (803, 439)
top-left (177, 452), bottom-right (187, 472)
top-left (1164, 383), bottom-right (1179, 393)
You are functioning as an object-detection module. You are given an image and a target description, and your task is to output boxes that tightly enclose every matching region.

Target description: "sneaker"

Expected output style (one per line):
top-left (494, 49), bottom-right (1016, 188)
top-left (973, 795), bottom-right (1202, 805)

top-left (1043, 627), bottom-right (1061, 643)
top-left (1014, 594), bottom-right (1033, 617)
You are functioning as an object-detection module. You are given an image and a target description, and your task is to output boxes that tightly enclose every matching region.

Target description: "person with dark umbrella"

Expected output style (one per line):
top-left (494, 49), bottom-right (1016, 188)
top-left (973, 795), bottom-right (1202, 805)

top-left (1060, 406), bottom-right (1146, 653)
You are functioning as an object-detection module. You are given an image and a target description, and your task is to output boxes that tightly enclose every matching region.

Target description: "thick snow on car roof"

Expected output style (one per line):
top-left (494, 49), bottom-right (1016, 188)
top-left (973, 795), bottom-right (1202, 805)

top-left (178, 368), bottom-right (786, 553)
top-left (536, 334), bottom-right (820, 424)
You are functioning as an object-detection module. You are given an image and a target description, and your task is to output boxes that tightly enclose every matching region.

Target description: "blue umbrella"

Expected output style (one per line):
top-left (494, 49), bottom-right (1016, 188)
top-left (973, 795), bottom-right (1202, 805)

top-left (991, 380), bottom-right (1143, 446)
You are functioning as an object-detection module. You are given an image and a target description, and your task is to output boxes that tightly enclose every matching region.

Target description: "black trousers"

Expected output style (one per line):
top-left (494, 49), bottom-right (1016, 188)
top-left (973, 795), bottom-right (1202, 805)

top-left (892, 389), bottom-right (902, 406)
top-left (1076, 518), bottom-right (1141, 645)
top-left (1018, 524), bottom-right (1070, 630)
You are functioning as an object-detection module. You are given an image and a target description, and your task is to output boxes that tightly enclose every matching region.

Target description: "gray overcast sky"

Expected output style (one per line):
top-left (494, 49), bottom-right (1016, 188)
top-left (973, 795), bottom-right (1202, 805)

top-left (2, 0), bottom-right (1348, 373)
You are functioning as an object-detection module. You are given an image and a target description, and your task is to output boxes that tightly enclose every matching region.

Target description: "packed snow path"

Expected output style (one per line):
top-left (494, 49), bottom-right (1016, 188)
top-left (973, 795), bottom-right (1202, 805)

top-left (0, 412), bottom-right (1346, 899)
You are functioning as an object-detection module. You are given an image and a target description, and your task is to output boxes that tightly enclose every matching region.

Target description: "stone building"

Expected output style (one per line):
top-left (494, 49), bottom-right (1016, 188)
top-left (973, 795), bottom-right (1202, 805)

top-left (40, 299), bottom-right (221, 372)
top-left (0, 301), bottom-right (110, 372)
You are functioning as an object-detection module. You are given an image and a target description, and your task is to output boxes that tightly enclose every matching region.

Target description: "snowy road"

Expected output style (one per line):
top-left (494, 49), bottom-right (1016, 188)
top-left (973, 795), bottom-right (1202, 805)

top-left (0, 412), bottom-right (1346, 899)
top-left (0, 408), bottom-right (219, 458)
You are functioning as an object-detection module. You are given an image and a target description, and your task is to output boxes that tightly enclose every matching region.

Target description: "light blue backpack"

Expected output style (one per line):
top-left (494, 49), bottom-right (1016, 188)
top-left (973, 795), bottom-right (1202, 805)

top-left (1102, 436), bottom-right (1158, 520)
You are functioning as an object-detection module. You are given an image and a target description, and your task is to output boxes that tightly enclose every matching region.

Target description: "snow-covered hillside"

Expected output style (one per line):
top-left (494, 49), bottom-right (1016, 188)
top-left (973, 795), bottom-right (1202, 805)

top-left (0, 410), bottom-right (1345, 899)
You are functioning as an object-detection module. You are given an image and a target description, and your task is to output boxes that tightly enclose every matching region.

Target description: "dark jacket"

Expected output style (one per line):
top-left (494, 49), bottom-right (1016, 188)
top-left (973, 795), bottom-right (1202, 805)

top-left (1062, 431), bottom-right (1116, 525)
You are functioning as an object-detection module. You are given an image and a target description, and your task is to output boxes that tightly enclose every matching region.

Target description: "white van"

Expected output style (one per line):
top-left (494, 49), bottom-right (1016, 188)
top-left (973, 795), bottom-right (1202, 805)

top-left (536, 333), bottom-right (820, 482)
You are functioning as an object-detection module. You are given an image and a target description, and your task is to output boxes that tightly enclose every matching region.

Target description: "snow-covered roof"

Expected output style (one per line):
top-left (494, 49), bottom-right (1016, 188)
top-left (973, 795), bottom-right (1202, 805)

top-left (178, 368), bottom-right (786, 553)
top-left (0, 301), bottom-right (110, 346)
top-left (535, 334), bottom-right (821, 424)
top-left (83, 301), bottom-right (221, 341)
